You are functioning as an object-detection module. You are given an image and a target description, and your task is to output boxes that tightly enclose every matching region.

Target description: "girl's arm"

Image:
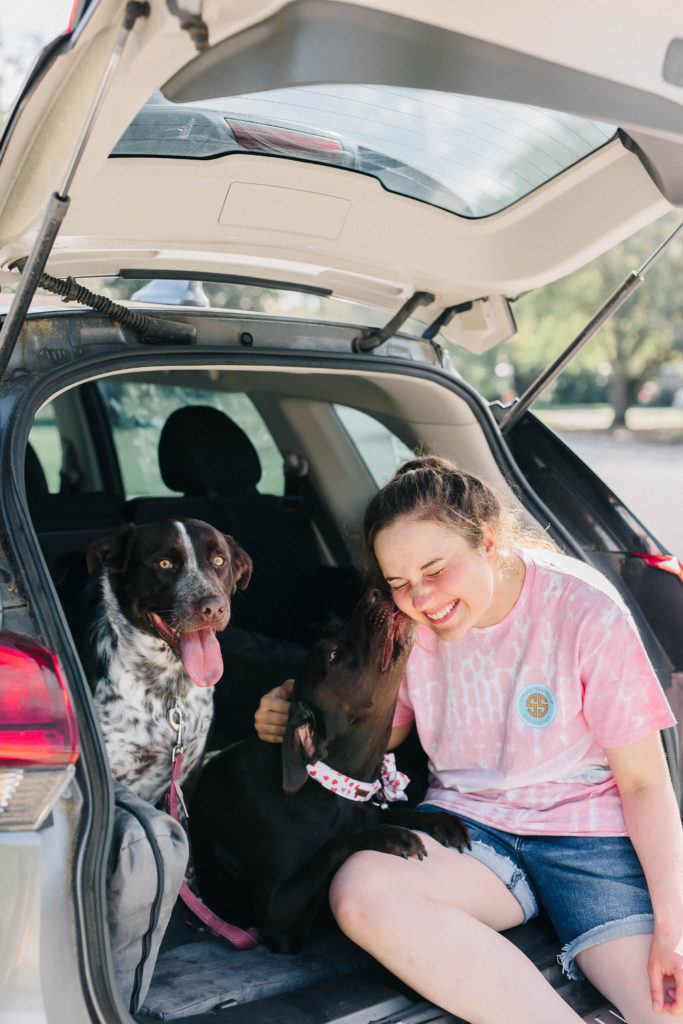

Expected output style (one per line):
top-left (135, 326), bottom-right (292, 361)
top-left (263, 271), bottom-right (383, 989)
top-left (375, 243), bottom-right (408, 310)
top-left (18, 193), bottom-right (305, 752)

top-left (388, 721), bottom-right (413, 749)
top-left (606, 732), bottom-right (683, 1014)
top-left (254, 684), bottom-right (413, 749)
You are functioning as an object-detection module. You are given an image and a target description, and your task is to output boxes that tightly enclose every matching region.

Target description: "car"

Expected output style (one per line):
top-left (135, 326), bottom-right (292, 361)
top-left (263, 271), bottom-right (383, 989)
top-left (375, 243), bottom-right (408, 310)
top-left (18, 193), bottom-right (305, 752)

top-left (1, 2), bottom-right (682, 1022)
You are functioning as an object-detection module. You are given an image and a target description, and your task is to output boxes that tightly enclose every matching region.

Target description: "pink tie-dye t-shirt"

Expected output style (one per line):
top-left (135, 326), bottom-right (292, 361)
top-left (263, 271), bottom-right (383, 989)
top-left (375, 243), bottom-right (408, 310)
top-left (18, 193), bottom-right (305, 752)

top-left (392, 548), bottom-right (675, 836)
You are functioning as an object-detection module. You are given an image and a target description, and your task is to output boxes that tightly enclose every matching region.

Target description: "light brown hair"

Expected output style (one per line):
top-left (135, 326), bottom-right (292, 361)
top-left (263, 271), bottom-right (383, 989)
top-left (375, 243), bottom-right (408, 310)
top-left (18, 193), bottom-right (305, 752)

top-left (363, 455), bottom-right (556, 580)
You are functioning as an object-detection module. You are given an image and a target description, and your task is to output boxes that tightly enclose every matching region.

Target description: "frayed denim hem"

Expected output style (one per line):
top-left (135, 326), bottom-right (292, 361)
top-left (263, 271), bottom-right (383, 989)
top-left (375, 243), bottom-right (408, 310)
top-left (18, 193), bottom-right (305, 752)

top-left (463, 839), bottom-right (538, 923)
top-left (558, 912), bottom-right (655, 981)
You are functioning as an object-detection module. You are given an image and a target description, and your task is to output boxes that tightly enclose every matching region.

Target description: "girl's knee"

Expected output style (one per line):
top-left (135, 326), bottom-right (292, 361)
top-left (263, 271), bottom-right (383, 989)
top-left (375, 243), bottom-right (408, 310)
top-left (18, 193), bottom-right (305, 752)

top-left (329, 850), bottom-right (395, 934)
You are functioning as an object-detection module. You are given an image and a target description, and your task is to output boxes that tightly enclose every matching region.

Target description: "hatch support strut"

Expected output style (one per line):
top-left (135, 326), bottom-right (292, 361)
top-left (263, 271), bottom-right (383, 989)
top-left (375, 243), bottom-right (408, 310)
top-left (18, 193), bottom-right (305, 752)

top-left (0, 2), bottom-right (151, 380)
top-left (352, 291), bottom-right (435, 352)
top-left (498, 220), bottom-right (683, 435)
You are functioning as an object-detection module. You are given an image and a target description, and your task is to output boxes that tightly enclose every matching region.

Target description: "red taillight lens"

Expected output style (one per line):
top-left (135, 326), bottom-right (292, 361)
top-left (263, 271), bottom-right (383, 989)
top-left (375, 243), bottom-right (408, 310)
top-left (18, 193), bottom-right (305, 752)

top-left (225, 118), bottom-right (344, 156)
top-left (67, 0), bottom-right (81, 32)
top-left (632, 553), bottom-right (683, 582)
top-left (0, 631), bottom-right (80, 767)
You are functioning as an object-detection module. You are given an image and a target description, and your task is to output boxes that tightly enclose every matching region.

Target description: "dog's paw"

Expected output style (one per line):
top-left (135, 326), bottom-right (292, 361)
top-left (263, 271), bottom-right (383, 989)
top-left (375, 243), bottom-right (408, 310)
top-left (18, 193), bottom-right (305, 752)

top-left (364, 823), bottom-right (429, 861)
top-left (418, 811), bottom-right (471, 853)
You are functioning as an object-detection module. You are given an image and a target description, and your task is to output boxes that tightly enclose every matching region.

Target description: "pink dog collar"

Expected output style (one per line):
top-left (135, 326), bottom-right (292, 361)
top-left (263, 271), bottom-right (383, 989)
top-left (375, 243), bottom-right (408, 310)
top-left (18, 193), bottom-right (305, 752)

top-left (305, 753), bottom-right (409, 805)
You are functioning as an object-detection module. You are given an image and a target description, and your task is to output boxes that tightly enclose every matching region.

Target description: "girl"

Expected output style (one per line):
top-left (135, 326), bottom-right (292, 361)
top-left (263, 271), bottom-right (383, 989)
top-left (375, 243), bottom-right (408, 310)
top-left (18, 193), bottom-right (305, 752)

top-left (255, 455), bottom-right (683, 1023)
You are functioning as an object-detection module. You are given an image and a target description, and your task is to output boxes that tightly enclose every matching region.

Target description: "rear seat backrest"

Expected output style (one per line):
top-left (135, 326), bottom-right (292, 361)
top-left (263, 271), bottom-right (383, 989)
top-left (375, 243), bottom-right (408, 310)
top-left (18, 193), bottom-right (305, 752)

top-left (25, 442), bottom-right (128, 660)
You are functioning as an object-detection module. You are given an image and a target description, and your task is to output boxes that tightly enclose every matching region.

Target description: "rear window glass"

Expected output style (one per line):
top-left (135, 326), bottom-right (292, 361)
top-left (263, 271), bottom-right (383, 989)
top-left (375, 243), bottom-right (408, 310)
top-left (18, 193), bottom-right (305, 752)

top-left (114, 87), bottom-right (615, 218)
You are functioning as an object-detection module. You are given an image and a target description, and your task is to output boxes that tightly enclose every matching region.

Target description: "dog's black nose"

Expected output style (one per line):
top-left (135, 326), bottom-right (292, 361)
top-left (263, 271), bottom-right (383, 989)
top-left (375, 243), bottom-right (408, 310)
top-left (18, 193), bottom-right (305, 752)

top-left (198, 596), bottom-right (227, 621)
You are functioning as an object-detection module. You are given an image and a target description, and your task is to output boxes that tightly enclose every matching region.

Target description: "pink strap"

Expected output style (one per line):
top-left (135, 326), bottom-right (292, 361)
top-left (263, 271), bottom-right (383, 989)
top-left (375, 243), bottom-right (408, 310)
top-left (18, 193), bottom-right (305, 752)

top-left (167, 749), bottom-right (260, 949)
top-left (178, 881), bottom-right (260, 949)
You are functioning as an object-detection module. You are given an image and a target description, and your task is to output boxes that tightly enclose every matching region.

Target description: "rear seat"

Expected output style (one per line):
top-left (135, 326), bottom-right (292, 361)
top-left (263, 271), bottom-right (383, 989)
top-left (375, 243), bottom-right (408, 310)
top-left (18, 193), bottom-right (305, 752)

top-left (124, 405), bottom-right (357, 741)
top-left (25, 414), bottom-right (357, 738)
top-left (26, 443), bottom-right (128, 664)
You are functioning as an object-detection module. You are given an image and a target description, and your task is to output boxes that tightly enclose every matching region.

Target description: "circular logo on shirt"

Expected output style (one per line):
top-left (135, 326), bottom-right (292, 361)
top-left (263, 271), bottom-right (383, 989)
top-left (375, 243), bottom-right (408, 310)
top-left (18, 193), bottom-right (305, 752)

top-left (515, 684), bottom-right (557, 729)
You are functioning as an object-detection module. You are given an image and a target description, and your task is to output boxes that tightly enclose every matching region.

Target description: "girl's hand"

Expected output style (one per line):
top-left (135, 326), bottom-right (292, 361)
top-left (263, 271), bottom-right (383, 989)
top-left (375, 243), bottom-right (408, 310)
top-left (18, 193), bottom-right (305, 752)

top-left (648, 925), bottom-right (683, 1013)
top-left (254, 679), bottom-right (294, 743)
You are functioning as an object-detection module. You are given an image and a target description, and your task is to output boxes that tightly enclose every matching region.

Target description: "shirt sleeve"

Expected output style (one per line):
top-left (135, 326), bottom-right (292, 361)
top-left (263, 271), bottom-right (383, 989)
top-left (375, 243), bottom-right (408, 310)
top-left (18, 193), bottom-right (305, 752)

top-left (580, 598), bottom-right (676, 749)
top-left (392, 673), bottom-right (415, 728)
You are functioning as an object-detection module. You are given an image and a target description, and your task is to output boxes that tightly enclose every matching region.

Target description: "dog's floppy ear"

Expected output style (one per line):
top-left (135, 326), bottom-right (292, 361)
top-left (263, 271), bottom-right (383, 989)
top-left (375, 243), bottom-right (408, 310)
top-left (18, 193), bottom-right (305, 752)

top-left (282, 699), bottom-right (327, 794)
top-left (225, 535), bottom-right (253, 591)
top-left (86, 523), bottom-right (138, 576)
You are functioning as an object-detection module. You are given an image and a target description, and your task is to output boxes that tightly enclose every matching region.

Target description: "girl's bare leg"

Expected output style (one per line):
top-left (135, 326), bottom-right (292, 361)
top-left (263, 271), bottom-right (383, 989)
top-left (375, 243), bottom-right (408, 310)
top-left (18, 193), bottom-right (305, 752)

top-left (578, 933), bottom-right (677, 1024)
top-left (329, 834), bottom-right (583, 1024)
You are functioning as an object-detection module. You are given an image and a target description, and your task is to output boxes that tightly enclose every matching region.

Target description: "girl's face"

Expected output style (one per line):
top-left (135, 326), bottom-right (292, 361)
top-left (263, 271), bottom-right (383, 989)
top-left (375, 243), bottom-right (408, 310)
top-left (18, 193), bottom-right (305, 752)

top-left (373, 515), bottom-right (508, 641)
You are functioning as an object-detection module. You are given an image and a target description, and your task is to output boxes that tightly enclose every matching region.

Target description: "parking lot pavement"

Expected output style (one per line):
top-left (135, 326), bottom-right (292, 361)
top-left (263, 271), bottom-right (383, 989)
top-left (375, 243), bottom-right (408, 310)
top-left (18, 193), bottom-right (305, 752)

top-left (556, 431), bottom-right (683, 557)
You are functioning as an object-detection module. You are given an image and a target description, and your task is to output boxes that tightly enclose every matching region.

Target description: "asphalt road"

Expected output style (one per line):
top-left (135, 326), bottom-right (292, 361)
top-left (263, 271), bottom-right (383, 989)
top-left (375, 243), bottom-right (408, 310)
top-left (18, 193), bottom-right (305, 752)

top-left (557, 431), bottom-right (683, 557)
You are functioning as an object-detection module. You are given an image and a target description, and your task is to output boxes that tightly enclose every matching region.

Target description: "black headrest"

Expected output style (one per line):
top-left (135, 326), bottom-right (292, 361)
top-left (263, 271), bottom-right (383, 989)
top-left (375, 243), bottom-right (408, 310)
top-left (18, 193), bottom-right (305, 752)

top-left (25, 442), bottom-right (50, 502)
top-left (158, 406), bottom-right (262, 495)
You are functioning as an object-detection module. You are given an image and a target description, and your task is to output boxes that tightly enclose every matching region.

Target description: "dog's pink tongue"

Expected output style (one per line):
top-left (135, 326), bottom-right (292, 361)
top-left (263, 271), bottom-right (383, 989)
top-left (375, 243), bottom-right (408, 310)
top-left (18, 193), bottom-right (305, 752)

top-left (178, 629), bottom-right (223, 687)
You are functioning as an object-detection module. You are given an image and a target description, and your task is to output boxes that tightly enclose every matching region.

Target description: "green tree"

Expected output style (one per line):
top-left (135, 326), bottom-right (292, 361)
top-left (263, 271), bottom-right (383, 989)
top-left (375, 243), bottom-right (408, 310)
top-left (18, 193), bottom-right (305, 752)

top-left (452, 211), bottom-right (683, 427)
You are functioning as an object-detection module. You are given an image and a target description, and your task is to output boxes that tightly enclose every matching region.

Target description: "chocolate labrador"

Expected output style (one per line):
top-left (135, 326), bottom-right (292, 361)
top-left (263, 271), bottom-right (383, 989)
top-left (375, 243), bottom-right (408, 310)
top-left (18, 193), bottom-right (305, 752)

top-left (190, 587), bottom-right (469, 953)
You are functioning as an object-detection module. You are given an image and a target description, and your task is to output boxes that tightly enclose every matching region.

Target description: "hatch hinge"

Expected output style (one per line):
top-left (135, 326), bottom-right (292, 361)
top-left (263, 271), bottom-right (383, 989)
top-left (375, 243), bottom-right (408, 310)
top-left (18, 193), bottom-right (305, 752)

top-left (352, 291), bottom-right (434, 353)
top-left (167, 0), bottom-right (210, 52)
top-left (421, 301), bottom-right (473, 342)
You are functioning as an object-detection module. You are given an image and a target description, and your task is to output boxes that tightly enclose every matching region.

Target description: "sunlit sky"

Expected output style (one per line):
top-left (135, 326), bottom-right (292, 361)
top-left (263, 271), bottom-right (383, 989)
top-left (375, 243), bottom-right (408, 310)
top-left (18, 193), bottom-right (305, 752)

top-left (0, 0), bottom-right (75, 109)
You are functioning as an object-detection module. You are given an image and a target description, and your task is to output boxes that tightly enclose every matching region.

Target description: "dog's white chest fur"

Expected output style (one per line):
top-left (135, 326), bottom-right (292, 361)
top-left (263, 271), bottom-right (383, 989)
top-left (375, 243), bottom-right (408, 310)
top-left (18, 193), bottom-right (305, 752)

top-left (92, 576), bottom-right (215, 805)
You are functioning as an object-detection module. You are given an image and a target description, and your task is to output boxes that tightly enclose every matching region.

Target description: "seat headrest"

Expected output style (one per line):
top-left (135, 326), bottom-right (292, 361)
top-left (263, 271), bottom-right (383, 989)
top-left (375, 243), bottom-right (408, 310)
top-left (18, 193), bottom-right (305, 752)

top-left (158, 406), bottom-right (262, 495)
top-left (25, 442), bottom-right (50, 501)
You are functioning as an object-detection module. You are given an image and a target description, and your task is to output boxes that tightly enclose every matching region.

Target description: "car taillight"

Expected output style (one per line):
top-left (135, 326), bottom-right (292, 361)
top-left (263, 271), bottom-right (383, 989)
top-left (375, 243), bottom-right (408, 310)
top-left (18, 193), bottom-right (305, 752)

top-left (225, 118), bottom-right (344, 156)
top-left (0, 631), bottom-right (80, 829)
top-left (633, 553), bottom-right (683, 581)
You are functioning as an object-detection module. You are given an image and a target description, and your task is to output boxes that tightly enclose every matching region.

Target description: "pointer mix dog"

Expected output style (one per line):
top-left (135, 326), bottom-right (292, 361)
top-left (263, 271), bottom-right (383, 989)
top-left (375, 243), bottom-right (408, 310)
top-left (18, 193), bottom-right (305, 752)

top-left (190, 587), bottom-right (470, 953)
top-left (89, 518), bottom-right (252, 806)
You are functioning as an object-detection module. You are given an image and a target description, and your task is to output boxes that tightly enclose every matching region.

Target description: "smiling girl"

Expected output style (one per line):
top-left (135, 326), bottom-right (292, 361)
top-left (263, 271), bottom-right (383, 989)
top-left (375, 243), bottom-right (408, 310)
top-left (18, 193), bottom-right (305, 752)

top-left (256, 455), bottom-right (683, 1023)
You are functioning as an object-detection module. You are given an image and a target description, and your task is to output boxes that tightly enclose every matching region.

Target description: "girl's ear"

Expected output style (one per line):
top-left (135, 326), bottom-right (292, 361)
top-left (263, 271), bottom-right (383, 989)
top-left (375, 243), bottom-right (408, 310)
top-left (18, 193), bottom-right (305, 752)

top-left (481, 522), bottom-right (498, 561)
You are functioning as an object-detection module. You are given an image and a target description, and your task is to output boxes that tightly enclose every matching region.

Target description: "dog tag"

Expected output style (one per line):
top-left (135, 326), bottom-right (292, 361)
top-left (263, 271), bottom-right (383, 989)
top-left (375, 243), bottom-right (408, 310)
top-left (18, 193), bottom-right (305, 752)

top-left (167, 701), bottom-right (185, 749)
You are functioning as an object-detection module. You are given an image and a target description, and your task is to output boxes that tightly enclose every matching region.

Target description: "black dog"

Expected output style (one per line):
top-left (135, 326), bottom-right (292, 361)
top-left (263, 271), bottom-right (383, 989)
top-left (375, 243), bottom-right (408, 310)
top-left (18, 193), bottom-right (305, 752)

top-left (89, 518), bottom-right (252, 806)
top-left (190, 587), bottom-right (469, 953)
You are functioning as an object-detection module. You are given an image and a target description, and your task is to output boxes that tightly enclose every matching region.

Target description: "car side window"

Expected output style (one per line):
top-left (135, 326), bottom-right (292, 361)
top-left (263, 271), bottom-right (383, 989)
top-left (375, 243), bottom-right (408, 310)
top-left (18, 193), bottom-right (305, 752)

top-left (27, 403), bottom-right (63, 493)
top-left (98, 382), bottom-right (285, 498)
top-left (333, 404), bottom-right (413, 487)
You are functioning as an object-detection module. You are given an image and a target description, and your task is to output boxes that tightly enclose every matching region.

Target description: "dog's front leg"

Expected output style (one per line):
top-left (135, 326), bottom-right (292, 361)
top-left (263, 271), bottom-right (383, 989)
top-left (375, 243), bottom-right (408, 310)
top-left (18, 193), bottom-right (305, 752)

top-left (382, 806), bottom-right (470, 852)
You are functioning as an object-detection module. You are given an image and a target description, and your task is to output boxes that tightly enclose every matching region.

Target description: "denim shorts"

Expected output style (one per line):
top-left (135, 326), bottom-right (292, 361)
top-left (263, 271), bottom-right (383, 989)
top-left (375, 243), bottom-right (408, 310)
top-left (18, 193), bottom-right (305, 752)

top-left (419, 804), bottom-right (654, 980)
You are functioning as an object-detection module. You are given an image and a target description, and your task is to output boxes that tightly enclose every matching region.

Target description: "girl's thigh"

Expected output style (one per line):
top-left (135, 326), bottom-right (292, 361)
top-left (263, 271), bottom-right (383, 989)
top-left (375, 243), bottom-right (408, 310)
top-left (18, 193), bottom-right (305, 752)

top-left (330, 833), bottom-right (527, 933)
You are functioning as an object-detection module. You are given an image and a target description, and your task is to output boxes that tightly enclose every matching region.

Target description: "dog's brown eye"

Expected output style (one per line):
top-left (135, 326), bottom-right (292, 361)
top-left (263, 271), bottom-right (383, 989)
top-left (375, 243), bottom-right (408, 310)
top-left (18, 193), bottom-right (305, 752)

top-left (328, 648), bottom-right (339, 663)
top-left (213, 555), bottom-right (226, 567)
top-left (158, 559), bottom-right (174, 570)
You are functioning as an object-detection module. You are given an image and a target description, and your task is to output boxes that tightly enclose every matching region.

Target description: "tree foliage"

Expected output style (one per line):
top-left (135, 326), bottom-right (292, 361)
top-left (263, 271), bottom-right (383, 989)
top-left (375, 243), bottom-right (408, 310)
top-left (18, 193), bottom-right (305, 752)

top-left (451, 211), bottom-right (683, 424)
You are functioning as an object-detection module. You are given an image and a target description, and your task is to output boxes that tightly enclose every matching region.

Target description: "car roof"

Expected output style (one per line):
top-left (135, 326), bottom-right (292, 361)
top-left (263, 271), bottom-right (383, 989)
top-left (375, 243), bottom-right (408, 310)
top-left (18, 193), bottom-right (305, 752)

top-left (0, 0), bottom-right (681, 352)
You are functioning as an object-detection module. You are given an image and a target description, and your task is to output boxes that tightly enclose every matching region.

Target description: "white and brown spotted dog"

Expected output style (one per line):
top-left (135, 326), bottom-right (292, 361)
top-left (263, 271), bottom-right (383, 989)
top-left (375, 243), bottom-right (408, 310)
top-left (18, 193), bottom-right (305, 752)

top-left (88, 518), bottom-right (252, 806)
